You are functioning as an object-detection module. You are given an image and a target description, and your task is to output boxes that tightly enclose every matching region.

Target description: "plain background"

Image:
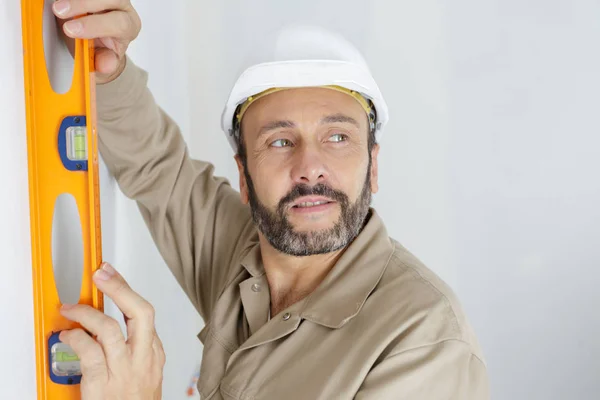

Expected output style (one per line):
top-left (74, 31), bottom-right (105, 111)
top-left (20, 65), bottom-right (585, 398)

top-left (2, 1), bottom-right (599, 399)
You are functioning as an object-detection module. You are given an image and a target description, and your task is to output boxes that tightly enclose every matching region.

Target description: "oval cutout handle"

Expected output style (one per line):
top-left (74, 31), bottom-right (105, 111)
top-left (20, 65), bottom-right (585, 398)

top-left (42, 0), bottom-right (75, 94)
top-left (52, 193), bottom-right (84, 305)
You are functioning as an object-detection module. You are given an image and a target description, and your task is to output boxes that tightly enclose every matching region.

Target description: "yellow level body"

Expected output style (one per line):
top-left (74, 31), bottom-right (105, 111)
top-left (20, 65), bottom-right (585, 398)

top-left (20, 1), bottom-right (103, 398)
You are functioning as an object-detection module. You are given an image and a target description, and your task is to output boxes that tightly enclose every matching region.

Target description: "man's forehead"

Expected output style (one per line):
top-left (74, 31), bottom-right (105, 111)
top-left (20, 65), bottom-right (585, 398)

top-left (251, 86), bottom-right (363, 109)
top-left (242, 87), bottom-right (368, 129)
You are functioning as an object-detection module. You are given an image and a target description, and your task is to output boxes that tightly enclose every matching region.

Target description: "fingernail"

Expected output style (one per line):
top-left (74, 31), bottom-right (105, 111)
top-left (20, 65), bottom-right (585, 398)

top-left (94, 268), bottom-right (111, 281)
top-left (61, 303), bottom-right (76, 310)
top-left (53, 0), bottom-right (70, 16)
top-left (64, 20), bottom-right (82, 36)
top-left (102, 263), bottom-right (117, 276)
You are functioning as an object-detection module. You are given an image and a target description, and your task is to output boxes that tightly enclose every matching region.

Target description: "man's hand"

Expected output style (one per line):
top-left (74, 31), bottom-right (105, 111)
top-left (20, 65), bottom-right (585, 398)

top-left (52, 0), bottom-right (141, 84)
top-left (59, 263), bottom-right (165, 400)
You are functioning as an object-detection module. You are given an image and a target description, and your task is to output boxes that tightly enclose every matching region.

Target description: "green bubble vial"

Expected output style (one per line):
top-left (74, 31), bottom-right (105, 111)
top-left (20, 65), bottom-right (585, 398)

top-left (50, 341), bottom-right (81, 377)
top-left (66, 126), bottom-right (88, 161)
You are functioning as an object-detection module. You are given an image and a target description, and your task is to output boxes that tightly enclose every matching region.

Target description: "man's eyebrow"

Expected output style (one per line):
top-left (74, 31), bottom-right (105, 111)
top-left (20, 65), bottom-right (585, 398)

top-left (257, 113), bottom-right (360, 136)
top-left (258, 120), bottom-right (296, 136)
top-left (320, 113), bottom-right (360, 128)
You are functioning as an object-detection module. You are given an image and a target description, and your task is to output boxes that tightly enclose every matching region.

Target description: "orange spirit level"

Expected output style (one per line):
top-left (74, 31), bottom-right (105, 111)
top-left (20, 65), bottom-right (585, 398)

top-left (20, 1), bottom-right (103, 398)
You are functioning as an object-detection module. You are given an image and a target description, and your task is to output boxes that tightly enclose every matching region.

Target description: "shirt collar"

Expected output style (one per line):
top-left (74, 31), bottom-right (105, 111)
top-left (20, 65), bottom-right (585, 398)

top-left (240, 209), bottom-right (395, 328)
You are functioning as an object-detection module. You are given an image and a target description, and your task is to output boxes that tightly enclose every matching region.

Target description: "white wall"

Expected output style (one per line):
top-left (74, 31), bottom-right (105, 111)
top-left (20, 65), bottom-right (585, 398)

top-left (186, 1), bottom-right (600, 399)
top-left (444, 1), bottom-right (600, 398)
top-left (0, 1), bottom-right (37, 398)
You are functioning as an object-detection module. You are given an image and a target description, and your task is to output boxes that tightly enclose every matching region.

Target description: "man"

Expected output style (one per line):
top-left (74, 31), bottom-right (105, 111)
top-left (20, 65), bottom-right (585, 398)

top-left (53, 1), bottom-right (490, 399)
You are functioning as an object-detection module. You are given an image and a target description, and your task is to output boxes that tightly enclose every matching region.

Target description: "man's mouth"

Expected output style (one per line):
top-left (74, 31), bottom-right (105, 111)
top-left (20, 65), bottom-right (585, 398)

top-left (294, 200), bottom-right (333, 208)
top-left (291, 197), bottom-right (335, 209)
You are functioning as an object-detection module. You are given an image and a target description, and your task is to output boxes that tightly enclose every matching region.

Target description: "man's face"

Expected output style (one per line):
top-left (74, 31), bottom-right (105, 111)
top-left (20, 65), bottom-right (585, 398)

top-left (236, 87), bottom-right (380, 256)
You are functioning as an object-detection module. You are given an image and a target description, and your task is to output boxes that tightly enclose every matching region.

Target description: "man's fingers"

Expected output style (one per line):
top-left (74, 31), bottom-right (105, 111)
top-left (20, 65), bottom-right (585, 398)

top-left (93, 263), bottom-right (156, 351)
top-left (62, 11), bottom-right (140, 41)
top-left (59, 329), bottom-right (107, 380)
top-left (53, 0), bottom-right (134, 19)
top-left (59, 303), bottom-right (128, 370)
top-left (51, 0), bottom-right (140, 84)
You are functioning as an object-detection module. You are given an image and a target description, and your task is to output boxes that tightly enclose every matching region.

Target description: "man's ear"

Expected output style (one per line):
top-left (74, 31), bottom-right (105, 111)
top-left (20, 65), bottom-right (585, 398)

top-left (370, 144), bottom-right (380, 194)
top-left (235, 155), bottom-right (250, 205)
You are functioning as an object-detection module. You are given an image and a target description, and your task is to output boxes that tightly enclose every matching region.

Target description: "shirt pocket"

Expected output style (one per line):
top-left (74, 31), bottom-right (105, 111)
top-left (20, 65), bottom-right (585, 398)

top-left (196, 324), bottom-right (234, 399)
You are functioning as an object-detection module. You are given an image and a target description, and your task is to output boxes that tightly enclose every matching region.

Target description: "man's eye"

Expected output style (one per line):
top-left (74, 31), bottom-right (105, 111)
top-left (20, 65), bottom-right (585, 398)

top-left (271, 138), bottom-right (293, 147)
top-left (329, 133), bottom-right (348, 143)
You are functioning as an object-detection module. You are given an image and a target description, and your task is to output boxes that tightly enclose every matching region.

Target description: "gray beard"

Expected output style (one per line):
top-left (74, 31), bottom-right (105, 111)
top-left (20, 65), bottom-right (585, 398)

top-left (244, 163), bottom-right (372, 257)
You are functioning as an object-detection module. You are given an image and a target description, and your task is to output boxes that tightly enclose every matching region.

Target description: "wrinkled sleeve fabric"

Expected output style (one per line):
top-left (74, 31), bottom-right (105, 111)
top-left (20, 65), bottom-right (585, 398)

top-left (95, 56), bottom-right (254, 322)
top-left (354, 340), bottom-right (490, 399)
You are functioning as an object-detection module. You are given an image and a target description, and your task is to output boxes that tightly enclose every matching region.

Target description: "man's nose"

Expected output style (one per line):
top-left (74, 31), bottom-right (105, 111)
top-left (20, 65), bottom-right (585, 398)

top-left (290, 146), bottom-right (329, 185)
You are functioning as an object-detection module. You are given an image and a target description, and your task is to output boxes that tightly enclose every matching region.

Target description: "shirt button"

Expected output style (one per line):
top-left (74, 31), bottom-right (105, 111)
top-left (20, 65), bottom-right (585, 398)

top-left (282, 312), bottom-right (291, 321)
top-left (251, 283), bottom-right (261, 292)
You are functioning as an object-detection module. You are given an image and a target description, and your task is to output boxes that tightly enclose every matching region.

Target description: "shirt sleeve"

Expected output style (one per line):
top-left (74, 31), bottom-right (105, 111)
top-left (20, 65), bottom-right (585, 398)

top-left (95, 56), bottom-right (254, 322)
top-left (354, 339), bottom-right (490, 400)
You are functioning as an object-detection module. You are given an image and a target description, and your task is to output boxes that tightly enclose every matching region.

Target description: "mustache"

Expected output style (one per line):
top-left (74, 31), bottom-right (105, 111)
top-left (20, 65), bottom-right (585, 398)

top-left (278, 183), bottom-right (350, 211)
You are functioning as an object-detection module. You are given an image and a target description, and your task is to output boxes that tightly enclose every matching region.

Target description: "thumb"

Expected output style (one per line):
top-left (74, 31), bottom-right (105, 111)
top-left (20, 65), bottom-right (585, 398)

top-left (95, 47), bottom-right (121, 78)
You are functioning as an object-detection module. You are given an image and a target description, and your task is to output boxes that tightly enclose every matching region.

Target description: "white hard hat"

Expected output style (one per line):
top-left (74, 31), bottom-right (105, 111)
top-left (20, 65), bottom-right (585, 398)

top-left (220, 24), bottom-right (389, 152)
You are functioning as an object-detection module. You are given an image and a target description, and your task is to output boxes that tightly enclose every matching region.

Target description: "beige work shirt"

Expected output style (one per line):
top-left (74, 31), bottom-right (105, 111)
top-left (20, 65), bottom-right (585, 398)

top-left (96, 57), bottom-right (490, 399)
